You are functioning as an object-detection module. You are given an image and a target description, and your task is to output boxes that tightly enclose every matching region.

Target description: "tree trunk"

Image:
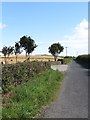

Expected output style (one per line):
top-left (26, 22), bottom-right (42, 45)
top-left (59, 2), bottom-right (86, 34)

top-left (26, 52), bottom-right (27, 57)
top-left (8, 54), bottom-right (9, 63)
top-left (27, 54), bottom-right (30, 62)
top-left (16, 54), bottom-right (18, 63)
top-left (28, 55), bottom-right (30, 62)
top-left (54, 56), bottom-right (57, 61)
top-left (26, 52), bottom-right (28, 62)
top-left (5, 56), bottom-right (7, 64)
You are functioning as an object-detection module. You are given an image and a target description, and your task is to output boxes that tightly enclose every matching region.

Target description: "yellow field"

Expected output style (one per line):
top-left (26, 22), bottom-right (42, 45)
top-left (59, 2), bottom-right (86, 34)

top-left (0, 54), bottom-right (63, 64)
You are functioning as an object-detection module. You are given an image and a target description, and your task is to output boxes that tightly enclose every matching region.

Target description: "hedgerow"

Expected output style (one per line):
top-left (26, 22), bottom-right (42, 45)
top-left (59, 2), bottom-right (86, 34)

top-left (76, 54), bottom-right (90, 68)
top-left (2, 61), bottom-right (50, 94)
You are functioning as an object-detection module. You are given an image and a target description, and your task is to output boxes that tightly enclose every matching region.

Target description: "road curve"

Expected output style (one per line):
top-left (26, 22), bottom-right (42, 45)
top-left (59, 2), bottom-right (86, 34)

top-left (41, 60), bottom-right (88, 118)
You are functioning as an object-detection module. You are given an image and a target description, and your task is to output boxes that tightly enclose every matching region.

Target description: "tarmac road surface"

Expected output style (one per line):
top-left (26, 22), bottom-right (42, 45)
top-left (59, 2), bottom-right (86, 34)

top-left (41, 60), bottom-right (88, 118)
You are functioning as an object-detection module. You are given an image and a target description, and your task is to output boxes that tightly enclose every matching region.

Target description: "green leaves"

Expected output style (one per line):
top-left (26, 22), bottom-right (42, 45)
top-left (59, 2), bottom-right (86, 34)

top-left (19, 35), bottom-right (37, 56)
top-left (14, 42), bottom-right (21, 55)
top-left (1, 35), bottom-right (37, 63)
top-left (2, 46), bottom-right (14, 64)
top-left (2, 46), bottom-right (14, 57)
top-left (48, 43), bottom-right (64, 61)
top-left (2, 46), bottom-right (8, 57)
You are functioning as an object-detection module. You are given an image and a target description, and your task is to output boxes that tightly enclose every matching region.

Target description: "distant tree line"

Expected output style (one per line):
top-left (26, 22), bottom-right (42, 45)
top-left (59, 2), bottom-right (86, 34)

top-left (1, 35), bottom-right (64, 64)
top-left (2, 35), bottom-right (37, 64)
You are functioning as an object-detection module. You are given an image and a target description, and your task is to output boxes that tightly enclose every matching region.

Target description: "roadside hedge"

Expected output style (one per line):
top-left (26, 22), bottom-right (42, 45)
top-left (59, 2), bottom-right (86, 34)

top-left (2, 61), bottom-right (50, 94)
top-left (76, 54), bottom-right (90, 69)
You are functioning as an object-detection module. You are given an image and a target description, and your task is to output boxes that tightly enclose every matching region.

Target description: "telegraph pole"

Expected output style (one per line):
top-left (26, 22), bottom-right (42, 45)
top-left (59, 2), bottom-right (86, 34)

top-left (65, 47), bottom-right (68, 56)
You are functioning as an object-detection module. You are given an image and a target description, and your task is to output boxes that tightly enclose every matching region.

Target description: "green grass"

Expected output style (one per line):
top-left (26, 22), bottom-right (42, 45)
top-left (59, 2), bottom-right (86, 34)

top-left (2, 69), bottom-right (64, 118)
top-left (63, 58), bottom-right (72, 64)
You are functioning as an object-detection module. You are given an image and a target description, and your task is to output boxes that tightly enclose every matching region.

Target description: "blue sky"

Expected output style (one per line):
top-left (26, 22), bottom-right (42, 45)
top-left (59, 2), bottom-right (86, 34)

top-left (1, 2), bottom-right (88, 56)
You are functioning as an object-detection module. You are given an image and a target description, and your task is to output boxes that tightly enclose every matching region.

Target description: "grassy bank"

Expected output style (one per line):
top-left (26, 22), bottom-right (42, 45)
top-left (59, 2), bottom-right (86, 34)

top-left (63, 56), bottom-right (72, 64)
top-left (2, 69), bottom-right (64, 118)
top-left (50, 56), bottom-right (72, 65)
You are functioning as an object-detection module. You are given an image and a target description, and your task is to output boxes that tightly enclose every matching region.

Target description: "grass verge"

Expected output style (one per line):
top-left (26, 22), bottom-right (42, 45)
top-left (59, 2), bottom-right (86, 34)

top-left (2, 69), bottom-right (64, 118)
top-left (63, 58), bottom-right (72, 64)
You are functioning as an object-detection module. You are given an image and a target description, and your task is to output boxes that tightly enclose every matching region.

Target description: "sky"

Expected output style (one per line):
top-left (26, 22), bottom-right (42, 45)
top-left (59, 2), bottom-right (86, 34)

top-left (1, 0), bottom-right (89, 2)
top-left (0, 2), bottom-right (88, 56)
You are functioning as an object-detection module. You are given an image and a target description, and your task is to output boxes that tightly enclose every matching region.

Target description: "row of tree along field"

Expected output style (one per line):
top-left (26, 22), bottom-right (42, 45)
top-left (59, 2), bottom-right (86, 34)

top-left (1, 35), bottom-right (64, 64)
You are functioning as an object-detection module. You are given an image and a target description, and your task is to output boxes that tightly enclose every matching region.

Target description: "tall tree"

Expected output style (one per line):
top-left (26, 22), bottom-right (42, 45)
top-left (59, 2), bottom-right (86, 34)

top-left (19, 35), bottom-right (37, 61)
top-left (2, 46), bottom-right (14, 64)
top-left (2, 46), bottom-right (8, 64)
top-left (7, 46), bottom-right (14, 58)
top-left (48, 43), bottom-right (64, 61)
top-left (19, 36), bottom-right (28, 57)
top-left (14, 42), bottom-right (21, 63)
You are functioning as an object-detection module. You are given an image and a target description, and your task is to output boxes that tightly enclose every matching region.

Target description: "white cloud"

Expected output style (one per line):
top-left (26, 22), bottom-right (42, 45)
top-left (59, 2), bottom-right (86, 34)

top-left (0, 23), bottom-right (7, 29)
top-left (33, 19), bottom-right (88, 56)
top-left (59, 19), bottom-right (88, 56)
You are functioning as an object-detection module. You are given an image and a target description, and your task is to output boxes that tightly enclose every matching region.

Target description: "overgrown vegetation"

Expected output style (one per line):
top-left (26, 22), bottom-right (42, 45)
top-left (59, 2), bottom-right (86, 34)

top-left (76, 54), bottom-right (90, 69)
top-left (2, 69), bottom-right (64, 118)
top-left (63, 56), bottom-right (73, 64)
top-left (2, 61), bottom-right (50, 94)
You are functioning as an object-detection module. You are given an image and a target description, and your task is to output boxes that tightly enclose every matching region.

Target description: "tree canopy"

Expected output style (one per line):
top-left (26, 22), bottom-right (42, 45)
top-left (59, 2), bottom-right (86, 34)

top-left (14, 42), bottom-right (21, 63)
top-left (48, 43), bottom-right (64, 61)
top-left (19, 35), bottom-right (37, 60)
top-left (7, 46), bottom-right (14, 57)
top-left (20, 36), bottom-right (37, 54)
top-left (2, 46), bottom-right (14, 64)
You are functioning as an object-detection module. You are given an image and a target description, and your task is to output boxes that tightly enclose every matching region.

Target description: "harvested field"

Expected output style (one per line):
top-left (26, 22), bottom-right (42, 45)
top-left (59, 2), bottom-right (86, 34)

top-left (0, 54), bottom-right (63, 64)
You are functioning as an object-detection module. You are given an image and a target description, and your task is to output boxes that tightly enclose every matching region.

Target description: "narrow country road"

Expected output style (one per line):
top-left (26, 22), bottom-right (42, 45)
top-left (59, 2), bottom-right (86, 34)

top-left (41, 60), bottom-right (88, 118)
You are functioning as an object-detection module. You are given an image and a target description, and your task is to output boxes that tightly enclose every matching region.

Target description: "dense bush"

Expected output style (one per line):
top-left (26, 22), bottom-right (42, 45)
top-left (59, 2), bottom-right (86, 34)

top-left (76, 54), bottom-right (90, 68)
top-left (63, 57), bottom-right (72, 64)
top-left (2, 61), bottom-right (50, 94)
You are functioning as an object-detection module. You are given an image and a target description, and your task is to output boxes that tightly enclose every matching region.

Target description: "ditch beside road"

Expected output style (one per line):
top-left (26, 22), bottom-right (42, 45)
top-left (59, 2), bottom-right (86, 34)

top-left (41, 60), bottom-right (88, 118)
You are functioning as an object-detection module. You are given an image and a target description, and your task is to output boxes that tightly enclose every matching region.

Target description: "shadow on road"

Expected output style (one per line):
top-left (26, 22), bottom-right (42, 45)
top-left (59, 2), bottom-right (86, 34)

top-left (74, 60), bottom-right (90, 77)
top-left (74, 59), bottom-right (89, 69)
